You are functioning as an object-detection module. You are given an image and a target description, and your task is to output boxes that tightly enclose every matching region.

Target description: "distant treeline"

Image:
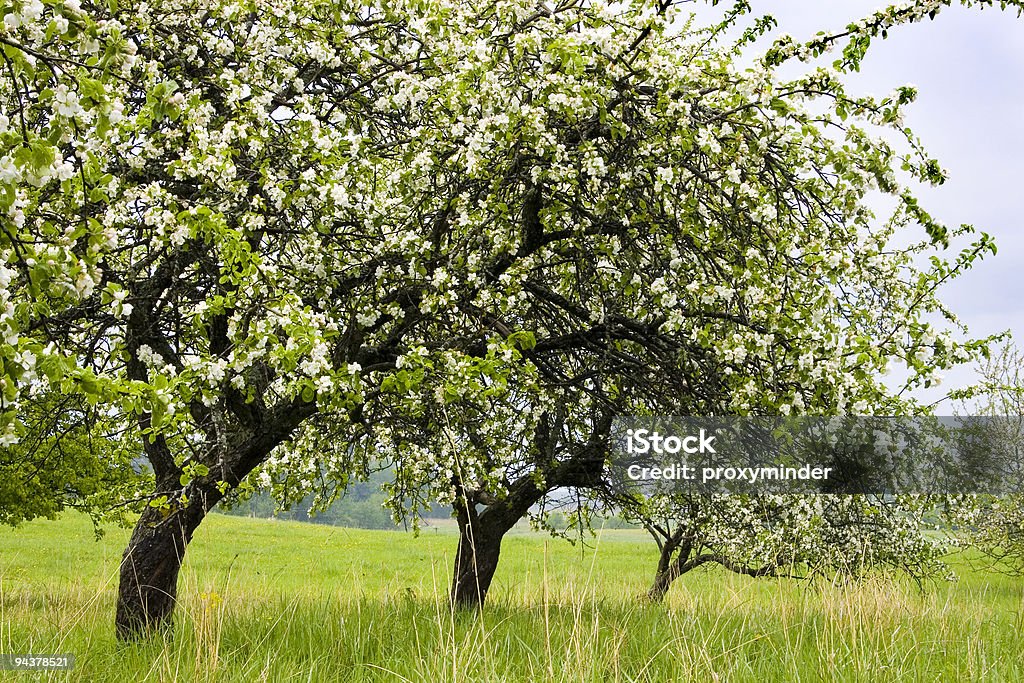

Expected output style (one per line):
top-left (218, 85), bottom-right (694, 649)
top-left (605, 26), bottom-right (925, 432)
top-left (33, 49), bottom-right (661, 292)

top-left (217, 477), bottom-right (444, 529)
top-left (216, 477), bottom-right (638, 532)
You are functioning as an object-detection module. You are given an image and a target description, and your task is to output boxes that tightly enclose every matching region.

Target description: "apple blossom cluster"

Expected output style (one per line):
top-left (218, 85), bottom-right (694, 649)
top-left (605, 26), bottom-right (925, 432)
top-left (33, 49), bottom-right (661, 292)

top-left (1, 0), bottom-right (141, 444)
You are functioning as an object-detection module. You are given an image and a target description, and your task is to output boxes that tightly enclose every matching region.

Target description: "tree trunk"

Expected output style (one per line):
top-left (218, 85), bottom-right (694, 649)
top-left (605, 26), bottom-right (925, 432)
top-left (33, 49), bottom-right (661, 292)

top-left (447, 411), bottom-right (612, 608)
top-left (115, 491), bottom-right (215, 640)
top-left (646, 533), bottom-right (688, 603)
top-left (647, 567), bottom-right (677, 603)
top-left (450, 506), bottom-right (505, 609)
top-left (645, 547), bottom-right (775, 603)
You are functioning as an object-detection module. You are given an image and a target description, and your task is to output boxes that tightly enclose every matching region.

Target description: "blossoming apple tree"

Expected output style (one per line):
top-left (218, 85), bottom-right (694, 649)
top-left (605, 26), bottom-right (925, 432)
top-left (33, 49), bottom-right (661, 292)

top-left (258, 0), bottom-right (1017, 606)
top-left (947, 343), bottom-right (1024, 572)
top-left (0, 0), bottom-right (552, 638)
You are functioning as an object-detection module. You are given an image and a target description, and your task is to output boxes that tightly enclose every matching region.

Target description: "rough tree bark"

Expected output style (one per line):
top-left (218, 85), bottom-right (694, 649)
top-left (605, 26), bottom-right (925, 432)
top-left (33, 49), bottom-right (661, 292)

top-left (116, 482), bottom-right (222, 639)
top-left (114, 379), bottom-right (315, 639)
top-left (450, 498), bottom-right (518, 609)
top-left (646, 528), bottom-right (690, 603)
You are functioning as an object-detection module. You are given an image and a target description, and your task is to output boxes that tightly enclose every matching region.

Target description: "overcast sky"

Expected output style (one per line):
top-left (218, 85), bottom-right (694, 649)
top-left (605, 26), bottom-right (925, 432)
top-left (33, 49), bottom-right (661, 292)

top-left (689, 1), bottom-right (1024, 407)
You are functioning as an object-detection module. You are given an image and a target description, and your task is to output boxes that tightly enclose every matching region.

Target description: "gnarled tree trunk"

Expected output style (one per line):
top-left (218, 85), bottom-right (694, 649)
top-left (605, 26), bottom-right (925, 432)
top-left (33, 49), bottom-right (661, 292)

top-left (646, 529), bottom-right (690, 603)
top-left (450, 503), bottom-right (508, 609)
top-left (116, 484), bottom-right (222, 640)
top-left (113, 395), bottom-right (313, 640)
top-left (644, 528), bottom-right (779, 603)
top-left (647, 563), bottom-right (681, 603)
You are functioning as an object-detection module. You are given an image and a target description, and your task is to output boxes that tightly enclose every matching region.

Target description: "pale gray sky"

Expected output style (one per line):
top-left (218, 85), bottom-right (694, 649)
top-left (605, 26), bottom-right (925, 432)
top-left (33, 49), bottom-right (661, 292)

top-left (692, 2), bottom-right (1024, 406)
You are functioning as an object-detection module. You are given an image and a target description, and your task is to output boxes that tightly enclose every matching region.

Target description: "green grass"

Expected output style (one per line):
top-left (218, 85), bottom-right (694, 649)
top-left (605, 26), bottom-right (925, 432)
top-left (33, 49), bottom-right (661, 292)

top-left (1, 513), bottom-right (1023, 681)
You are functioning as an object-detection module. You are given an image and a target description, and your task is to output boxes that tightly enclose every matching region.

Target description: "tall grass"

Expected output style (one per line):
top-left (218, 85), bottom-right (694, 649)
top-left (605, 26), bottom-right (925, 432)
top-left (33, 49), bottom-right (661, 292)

top-left (1, 513), bottom-right (1022, 681)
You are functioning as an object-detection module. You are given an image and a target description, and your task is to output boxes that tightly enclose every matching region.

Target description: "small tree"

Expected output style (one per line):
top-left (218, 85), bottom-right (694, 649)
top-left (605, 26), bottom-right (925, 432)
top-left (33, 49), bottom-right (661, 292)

top-left (622, 492), bottom-right (947, 602)
top-left (950, 343), bottom-right (1024, 572)
top-left (604, 416), bottom-right (968, 601)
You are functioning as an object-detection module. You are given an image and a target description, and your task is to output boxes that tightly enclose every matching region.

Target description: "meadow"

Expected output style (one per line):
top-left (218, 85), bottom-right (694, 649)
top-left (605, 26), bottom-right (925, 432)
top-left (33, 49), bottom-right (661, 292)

top-left (1, 513), bottom-right (1023, 682)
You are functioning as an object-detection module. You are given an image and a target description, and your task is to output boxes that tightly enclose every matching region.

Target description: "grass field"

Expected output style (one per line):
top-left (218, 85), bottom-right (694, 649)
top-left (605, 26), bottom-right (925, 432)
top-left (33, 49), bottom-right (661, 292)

top-left (1, 513), bottom-right (1023, 681)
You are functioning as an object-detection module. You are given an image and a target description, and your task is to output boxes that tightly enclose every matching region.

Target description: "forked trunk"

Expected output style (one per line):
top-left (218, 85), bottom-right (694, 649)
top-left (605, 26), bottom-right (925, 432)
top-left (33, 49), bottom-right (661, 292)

top-left (646, 531), bottom-right (688, 603)
top-left (647, 564), bottom-right (681, 602)
top-left (447, 412), bottom-right (611, 608)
